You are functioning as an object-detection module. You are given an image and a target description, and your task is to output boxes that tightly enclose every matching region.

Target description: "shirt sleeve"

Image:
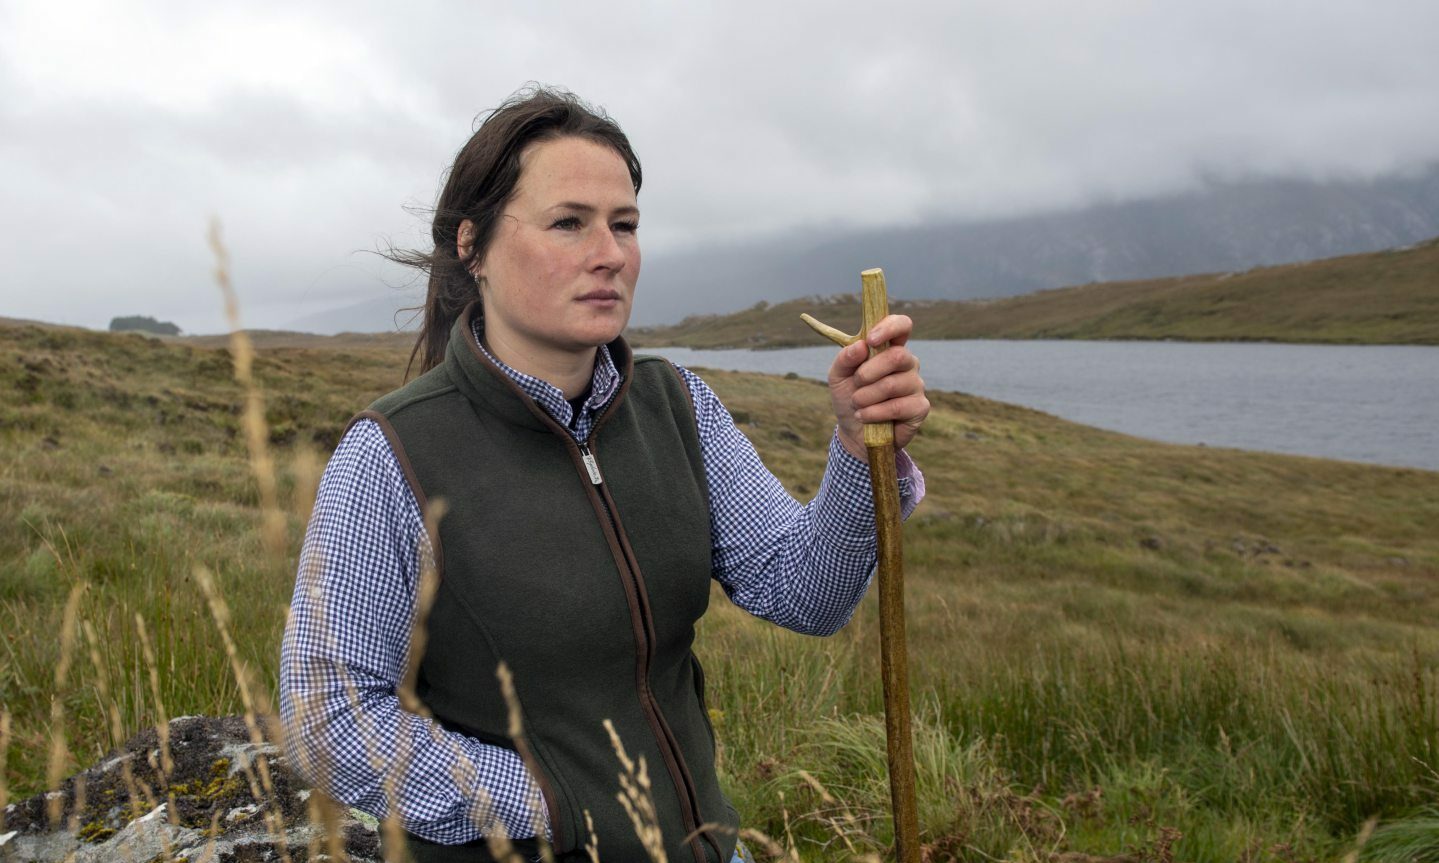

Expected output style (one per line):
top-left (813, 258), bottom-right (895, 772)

top-left (674, 366), bottom-right (926, 636)
top-left (278, 419), bottom-right (547, 842)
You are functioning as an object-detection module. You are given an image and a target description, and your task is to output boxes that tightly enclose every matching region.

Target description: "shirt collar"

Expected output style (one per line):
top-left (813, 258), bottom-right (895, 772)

top-left (468, 316), bottom-right (623, 432)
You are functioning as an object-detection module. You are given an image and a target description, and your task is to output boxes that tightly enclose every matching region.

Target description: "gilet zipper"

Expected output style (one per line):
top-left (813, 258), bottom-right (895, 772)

top-left (575, 438), bottom-right (715, 863)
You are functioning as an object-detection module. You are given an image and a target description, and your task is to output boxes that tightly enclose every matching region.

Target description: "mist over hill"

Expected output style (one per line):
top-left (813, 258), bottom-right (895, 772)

top-left (634, 165), bottom-right (1439, 325)
top-left (290, 165), bottom-right (1439, 333)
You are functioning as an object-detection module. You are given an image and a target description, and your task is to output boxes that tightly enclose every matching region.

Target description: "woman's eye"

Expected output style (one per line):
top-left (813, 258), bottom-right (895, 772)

top-left (613, 220), bottom-right (639, 234)
top-left (550, 216), bottom-right (582, 231)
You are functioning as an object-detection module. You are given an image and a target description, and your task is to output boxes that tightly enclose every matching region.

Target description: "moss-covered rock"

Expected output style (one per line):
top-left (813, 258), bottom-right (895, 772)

top-left (0, 716), bottom-right (380, 863)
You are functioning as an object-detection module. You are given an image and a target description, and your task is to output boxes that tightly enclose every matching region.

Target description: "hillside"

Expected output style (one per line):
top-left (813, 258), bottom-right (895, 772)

top-left (628, 236), bottom-right (1439, 347)
top-left (179, 328), bottom-right (413, 352)
top-left (1, 320), bottom-right (1436, 860)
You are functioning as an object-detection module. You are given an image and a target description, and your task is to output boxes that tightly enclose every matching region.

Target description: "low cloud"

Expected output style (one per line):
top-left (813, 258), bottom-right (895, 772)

top-left (2, 0), bottom-right (1436, 331)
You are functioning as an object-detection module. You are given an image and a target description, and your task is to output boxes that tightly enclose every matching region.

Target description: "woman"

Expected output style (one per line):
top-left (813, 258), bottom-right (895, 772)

top-left (279, 87), bottom-right (929, 863)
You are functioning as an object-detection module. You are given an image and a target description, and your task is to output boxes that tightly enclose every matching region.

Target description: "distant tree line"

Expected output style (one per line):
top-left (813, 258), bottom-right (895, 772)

top-left (109, 315), bottom-right (180, 336)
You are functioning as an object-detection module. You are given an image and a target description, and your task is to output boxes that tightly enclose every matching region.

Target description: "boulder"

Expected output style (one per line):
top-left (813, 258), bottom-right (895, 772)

top-left (0, 716), bottom-right (381, 863)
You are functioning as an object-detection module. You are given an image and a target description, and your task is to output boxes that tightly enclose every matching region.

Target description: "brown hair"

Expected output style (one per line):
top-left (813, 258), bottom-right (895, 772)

top-left (392, 85), bottom-right (642, 375)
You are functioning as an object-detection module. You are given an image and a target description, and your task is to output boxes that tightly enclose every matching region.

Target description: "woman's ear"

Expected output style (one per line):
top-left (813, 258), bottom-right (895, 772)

top-left (458, 219), bottom-right (479, 274)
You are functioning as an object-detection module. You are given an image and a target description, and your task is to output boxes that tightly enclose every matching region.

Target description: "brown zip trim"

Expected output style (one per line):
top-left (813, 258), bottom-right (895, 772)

top-left (566, 436), bottom-right (711, 863)
top-left (593, 472), bottom-right (722, 863)
top-left (548, 399), bottom-right (711, 862)
top-left (659, 358), bottom-right (696, 417)
top-left (348, 410), bottom-right (446, 579)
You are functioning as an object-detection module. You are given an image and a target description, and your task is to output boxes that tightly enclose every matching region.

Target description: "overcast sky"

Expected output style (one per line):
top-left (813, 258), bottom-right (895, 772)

top-left (2, 0), bottom-right (1437, 333)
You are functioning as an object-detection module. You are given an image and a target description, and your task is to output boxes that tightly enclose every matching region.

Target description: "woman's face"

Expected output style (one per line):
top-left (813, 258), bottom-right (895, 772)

top-left (472, 136), bottom-right (641, 373)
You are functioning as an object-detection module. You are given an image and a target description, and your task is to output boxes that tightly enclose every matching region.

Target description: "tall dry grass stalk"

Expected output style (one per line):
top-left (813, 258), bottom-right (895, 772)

top-left (1339, 815), bottom-right (1378, 863)
top-left (134, 614), bottom-right (174, 781)
top-left (306, 790), bottom-right (349, 863)
top-left (329, 664), bottom-right (408, 863)
top-left (496, 661), bottom-right (553, 863)
top-left (286, 542), bottom-right (407, 862)
top-left (583, 810), bottom-right (600, 863)
top-left (792, 768), bottom-right (863, 857)
top-left (289, 446), bottom-right (324, 524)
top-left (81, 620), bottom-right (126, 754)
top-left (193, 564), bottom-right (291, 863)
top-left (397, 500), bottom-right (446, 719)
top-left (66, 773), bottom-right (86, 837)
top-left (135, 612), bottom-right (185, 837)
top-left (737, 827), bottom-right (796, 862)
top-left (0, 708), bottom-right (11, 833)
top-left (603, 718), bottom-right (667, 863)
top-left (80, 616), bottom-right (176, 852)
top-left (208, 218), bottom-right (285, 556)
top-left (44, 583), bottom-right (84, 827)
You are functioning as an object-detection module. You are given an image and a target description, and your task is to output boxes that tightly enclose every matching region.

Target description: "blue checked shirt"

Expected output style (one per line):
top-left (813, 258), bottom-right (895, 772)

top-left (279, 328), bottom-right (925, 844)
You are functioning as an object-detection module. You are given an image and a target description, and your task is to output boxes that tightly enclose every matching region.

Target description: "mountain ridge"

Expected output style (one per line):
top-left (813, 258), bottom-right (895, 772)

top-left (629, 236), bottom-right (1439, 347)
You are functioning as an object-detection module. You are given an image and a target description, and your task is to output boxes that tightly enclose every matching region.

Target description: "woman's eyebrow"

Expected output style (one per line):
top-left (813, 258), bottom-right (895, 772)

top-left (548, 202), bottom-right (640, 217)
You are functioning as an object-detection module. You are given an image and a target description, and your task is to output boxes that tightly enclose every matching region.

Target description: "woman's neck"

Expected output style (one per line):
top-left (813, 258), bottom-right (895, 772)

top-left (481, 328), bottom-right (597, 400)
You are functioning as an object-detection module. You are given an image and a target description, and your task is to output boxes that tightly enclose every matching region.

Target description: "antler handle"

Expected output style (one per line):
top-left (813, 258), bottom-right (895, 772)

top-left (803, 269), bottom-right (896, 449)
top-left (799, 313), bottom-right (859, 347)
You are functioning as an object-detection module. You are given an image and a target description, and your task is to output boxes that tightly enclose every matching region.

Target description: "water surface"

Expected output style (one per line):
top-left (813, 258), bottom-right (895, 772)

top-left (638, 340), bottom-right (1439, 471)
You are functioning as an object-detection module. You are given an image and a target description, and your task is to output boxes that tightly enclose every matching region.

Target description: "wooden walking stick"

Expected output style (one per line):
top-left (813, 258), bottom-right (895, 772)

top-left (801, 268), bottom-right (920, 863)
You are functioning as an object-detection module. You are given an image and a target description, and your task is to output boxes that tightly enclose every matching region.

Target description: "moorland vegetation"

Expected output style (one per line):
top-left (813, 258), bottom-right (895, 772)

top-left (0, 320), bottom-right (1435, 861)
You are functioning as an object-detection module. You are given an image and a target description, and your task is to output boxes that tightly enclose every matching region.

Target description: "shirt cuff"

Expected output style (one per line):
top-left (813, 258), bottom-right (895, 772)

top-left (825, 431), bottom-right (926, 521)
top-left (895, 448), bottom-right (925, 520)
top-left (814, 434), bottom-right (880, 552)
top-left (405, 736), bottom-right (548, 843)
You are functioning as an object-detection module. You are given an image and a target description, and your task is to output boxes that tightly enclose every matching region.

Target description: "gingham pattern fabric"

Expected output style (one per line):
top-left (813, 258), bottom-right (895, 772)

top-left (279, 331), bottom-right (924, 844)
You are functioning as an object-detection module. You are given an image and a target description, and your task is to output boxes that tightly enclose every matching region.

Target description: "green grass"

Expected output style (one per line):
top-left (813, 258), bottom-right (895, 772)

top-left (1, 320), bottom-right (1436, 861)
top-left (629, 236), bottom-right (1439, 348)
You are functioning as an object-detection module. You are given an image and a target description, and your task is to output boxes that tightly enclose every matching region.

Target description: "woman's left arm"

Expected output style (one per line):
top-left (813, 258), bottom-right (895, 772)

top-left (675, 320), bottom-right (928, 636)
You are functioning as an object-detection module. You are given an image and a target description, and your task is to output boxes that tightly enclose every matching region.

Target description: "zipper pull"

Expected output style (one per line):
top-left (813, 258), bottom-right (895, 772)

top-left (578, 444), bottom-right (603, 485)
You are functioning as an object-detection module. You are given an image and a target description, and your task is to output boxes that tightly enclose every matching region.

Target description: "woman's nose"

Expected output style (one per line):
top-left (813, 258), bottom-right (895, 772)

top-left (589, 226), bottom-right (627, 271)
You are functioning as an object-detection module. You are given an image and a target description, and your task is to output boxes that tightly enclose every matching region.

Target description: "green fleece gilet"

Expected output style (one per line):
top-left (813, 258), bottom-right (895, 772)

top-left (360, 308), bottom-right (736, 863)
